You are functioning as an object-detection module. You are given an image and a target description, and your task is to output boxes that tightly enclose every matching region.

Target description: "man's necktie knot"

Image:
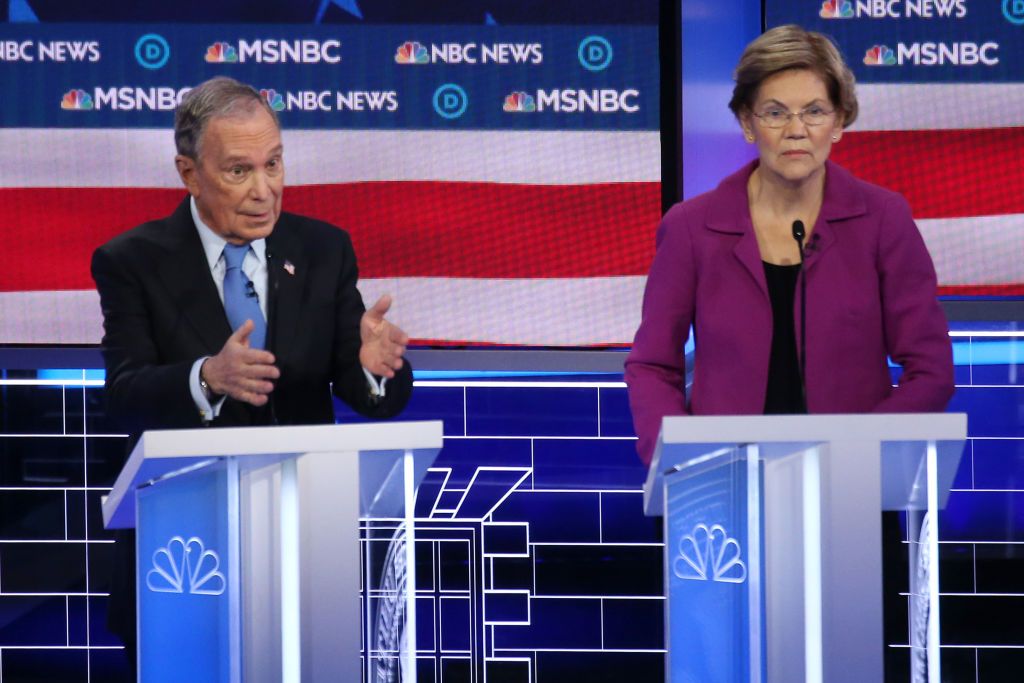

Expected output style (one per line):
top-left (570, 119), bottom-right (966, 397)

top-left (223, 243), bottom-right (249, 271)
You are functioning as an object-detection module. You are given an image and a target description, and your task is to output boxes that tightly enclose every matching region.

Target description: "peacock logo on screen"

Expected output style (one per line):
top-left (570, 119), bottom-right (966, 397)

top-left (60, 88), bottom-right (94, 110)
top-left (259, 89), bottom-right (285, 111)
top-left (502, 91), bottom-right (536, 112)
top-left (863, 44), bottom-right (897, 66)
top-left (819, 0), bottom-right (854, 18)
top-left (395, 41), bottom-right (428, 64)
top-left (205, 41), bottom-right (238, 63)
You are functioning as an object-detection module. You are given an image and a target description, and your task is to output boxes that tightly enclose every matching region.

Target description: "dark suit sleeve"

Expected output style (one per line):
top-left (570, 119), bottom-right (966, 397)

top-left (328, 230), bottom-right (413, 418)
top-left (91, 244), bottom-right (204, 435)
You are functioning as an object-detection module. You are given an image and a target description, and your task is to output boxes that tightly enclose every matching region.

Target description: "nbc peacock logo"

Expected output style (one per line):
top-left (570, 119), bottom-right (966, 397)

top-left (394, 41), bottom-right (428, 64)
top-left (864, 44), bottom-right (896, 66)
top-left (146, 536), bottom-right (226, 596)
top-left (61, 88), bottom-right (94, 110)
top-left (502, 91), bottom-right (536, 113)
top-left (259, 88), bottom-right (285, 111)
top-left (205, 41), bottom-right (238, 63)
top-left (673, 523), bottom-right (747, 584)
top-left (820, 0), bottom-right (854, 18)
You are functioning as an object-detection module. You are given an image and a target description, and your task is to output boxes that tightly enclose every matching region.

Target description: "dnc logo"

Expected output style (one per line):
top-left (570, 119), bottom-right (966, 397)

top-left (503, 91), bottom-right (536, 112)
top-left (1005, 0), bottom-right (1024, 24)
top-left (146, 536), bottom-right (226, 596)
top-left (395, 41), bottom-right (428, 64)
top-left (820, 0), bottom-right (854, 18)
top-left (578, 35), bottom-right (612, 72)
top-left (864, 44), bottom-right (896, 65)
top-left (206, 41), bottom-right (238, 63)
top-left (61, 88), bottom-right (93, 110)
top-left (259, 88), bottom-right (285, 111)
top-left (433, 83), bottom-right (468, 119)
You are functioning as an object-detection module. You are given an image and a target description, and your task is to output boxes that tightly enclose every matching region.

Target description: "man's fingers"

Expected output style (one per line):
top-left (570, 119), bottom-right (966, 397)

top-left (230, 319), bottom-right (255, 344)
top-left (387, 325), bottom-right (410, 346)
top-left (235, 390), bottom-right (270, 407)
top-left (368, 294), bottom-right (393, 318)
top-left (237, 348), bottom-right (278, 370)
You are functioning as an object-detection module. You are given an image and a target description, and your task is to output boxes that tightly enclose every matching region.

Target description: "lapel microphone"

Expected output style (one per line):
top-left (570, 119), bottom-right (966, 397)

top-left (792, 220), bottom-right (808, 412)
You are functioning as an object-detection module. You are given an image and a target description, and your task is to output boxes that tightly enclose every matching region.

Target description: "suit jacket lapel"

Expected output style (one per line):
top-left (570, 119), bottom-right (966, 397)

top-left (157, 198), bottom-right (232, 354)
top-left (804, 161), bottom-right (867, 274)
top-left (706, 161), bottom-right (769, 298)
top-left (266, 221), bottom-right (307, 362)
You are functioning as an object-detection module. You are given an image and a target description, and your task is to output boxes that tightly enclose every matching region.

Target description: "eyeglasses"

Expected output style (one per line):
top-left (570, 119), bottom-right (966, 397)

top-left (752, 105), bottom-right (836, 128)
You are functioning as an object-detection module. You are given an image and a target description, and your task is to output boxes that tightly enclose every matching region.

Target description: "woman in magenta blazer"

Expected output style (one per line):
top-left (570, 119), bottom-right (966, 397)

top-left (625, 25), bottom-right (954, 465)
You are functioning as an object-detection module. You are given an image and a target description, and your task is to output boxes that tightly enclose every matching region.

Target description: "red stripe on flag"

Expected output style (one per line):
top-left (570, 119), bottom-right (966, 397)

top-left (833, 128), bottom-right (1024, 219)
top-left (0, 182), bottom-right (661, 291)
top-left (938, 285), bottom-right (1024, 296)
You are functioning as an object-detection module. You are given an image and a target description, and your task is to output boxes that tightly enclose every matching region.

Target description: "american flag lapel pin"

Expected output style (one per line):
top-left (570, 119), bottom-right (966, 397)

top-left (283, 260), bottom-right (295, 276)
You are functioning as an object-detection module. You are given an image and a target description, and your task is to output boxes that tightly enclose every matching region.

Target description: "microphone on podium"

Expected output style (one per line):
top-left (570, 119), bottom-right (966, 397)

top-left (792, 220), bottom-right (808, 412)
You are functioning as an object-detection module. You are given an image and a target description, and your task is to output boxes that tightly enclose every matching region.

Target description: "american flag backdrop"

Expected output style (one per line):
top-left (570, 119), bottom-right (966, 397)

top-left (0, 23), bottom-right (662, 346)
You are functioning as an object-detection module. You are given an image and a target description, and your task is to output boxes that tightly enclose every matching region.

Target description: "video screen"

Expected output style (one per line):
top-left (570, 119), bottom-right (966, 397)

top-left (0, 1), bottom-right (661, 345)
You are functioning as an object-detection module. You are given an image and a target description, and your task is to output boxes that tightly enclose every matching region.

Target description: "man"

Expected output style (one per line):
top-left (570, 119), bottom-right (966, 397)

top-left (91, 76), bottom-right (413, 672)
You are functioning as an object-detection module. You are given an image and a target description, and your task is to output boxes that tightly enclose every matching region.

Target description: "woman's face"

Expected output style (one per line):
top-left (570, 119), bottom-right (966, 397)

top-left (740, 68), bottom-right (844, 186)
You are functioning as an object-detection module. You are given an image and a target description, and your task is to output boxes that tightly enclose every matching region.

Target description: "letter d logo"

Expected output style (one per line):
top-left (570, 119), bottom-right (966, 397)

top-left (433, 83), bottom-right (468, 120)
top-left (578, 36), bottom-right (613, 72)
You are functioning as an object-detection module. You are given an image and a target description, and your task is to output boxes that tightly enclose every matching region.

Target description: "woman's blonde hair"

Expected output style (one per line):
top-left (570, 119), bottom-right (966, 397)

top-left (729, 24), bottom-right (858, 127)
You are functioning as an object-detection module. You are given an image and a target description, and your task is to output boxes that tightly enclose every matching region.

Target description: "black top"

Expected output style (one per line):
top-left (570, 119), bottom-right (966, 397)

top-left (763, 261), bottom-right (806, 414)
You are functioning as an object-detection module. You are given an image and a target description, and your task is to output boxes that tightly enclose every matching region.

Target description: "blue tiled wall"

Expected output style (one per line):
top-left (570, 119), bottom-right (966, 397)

top-left (2, 335), bottom-right (1024, 682)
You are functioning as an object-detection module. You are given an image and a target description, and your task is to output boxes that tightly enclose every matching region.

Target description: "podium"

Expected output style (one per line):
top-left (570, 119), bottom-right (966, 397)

top-left (102, 421), bottom-right (444, 683)
top-left (643, 414), bottom-right (967, 683)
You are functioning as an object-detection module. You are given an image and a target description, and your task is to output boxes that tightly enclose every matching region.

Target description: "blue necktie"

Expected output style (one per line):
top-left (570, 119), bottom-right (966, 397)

top-left (222, 243), bottom-right (266, 349)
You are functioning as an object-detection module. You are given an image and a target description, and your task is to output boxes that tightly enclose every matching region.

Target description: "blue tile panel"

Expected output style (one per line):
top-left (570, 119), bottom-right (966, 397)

top-left (532, 438), bottom-right (646, 490)
top-left (466, 386), bottom-right (599, 436)
top-left (492, 598), bottom-right (602, 649)
top-left (483, 523), bottom-right (529, 556)
top-left (530, 652), bottom-right (664, 682)
top-left (602, 598), bottom-right (666, 649)
top-left (484, 591), bottom-right (530, 623)
top-left (948, 386), bottom-right (1024, 437)
top-left (490, 491), bottom-right (601, 543)
top-left (599, 386), bottom-right (636, 437)
top-left (971, 438), bottom-right (1024, 489)
top-left (532, 544), bottom-right (663, 597)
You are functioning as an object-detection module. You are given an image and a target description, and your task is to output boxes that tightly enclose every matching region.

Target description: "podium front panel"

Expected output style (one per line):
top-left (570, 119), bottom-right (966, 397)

top-left (665, 448), bottom-right (765, 683)
top-left (137, 461), bottom-right (235, 682)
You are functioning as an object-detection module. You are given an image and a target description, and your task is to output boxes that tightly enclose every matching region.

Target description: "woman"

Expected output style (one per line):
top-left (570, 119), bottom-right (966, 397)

top-left (625, 25), bottom-right (953, 465)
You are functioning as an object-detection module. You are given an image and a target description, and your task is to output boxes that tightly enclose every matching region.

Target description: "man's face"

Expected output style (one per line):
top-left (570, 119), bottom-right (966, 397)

top-left (176, 106), bottom-right (283, 244)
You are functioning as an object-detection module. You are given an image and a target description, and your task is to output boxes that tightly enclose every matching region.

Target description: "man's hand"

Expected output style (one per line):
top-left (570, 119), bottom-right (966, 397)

top-left (202, 319), bottom-right (280, 406)
top-left (359, 294), bottom-right (409, 379)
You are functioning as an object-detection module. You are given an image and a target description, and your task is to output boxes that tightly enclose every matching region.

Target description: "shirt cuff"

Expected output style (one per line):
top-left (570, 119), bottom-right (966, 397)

top-left (362, 367), bottom-right (388, 398)
top-left (190, 357), bottom-right (226, 422)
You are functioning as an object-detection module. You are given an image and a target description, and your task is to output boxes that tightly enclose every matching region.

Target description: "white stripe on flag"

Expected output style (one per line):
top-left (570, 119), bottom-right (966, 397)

top-left (0, 129), bottom-right (661, 188)
top-left (852, 84), bottom-right (1024, 132)
top-left (919, 214), bottom-right (1024, 286)
top-left (0, 277), bottom-right (647, 346)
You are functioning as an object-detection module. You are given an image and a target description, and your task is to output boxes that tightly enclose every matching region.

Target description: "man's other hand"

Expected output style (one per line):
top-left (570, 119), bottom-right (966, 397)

top-left (359, 294), bottom-right (409, 379)
top-left (203, 319), bottom-right (280, 406)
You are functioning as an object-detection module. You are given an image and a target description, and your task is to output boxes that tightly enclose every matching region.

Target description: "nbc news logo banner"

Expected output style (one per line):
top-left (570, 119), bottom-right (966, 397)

top-left (819, 0), bottom-right (967, 19)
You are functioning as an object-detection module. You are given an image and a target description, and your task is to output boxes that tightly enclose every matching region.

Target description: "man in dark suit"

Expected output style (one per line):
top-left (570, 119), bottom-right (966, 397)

top-left (91, 76), bottom-right (413, 674)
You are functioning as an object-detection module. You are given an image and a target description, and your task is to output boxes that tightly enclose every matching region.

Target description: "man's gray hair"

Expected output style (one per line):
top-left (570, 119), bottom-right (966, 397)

top-left (174, 76), bottom-right (279, 159)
